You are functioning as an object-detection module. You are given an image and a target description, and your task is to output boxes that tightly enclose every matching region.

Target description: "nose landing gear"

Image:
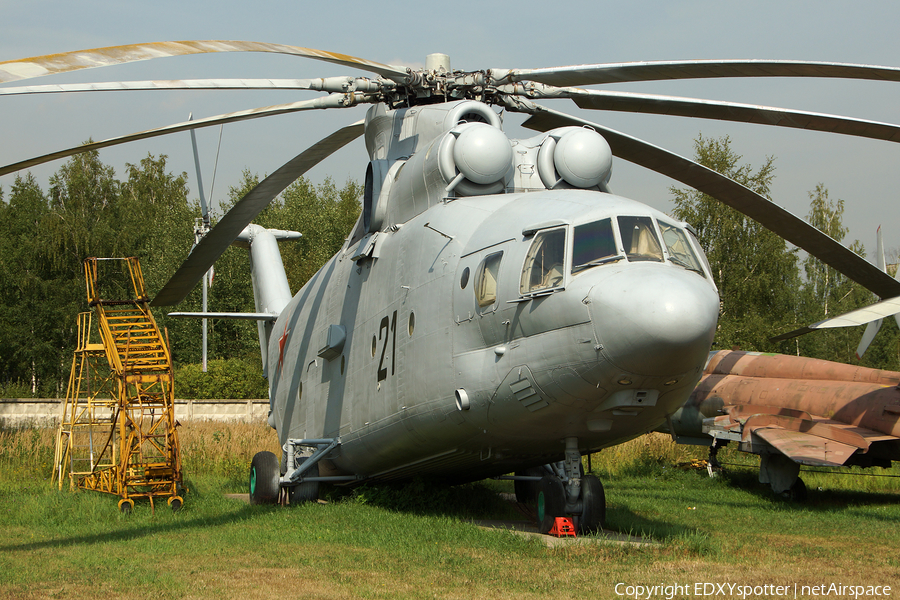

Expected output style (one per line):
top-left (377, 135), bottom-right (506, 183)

top-left (516, 437), bottom-right (606, 534)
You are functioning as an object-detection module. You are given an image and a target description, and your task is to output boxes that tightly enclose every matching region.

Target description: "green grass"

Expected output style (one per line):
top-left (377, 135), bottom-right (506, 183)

top-left (2, 426), bottom-right (899, 599)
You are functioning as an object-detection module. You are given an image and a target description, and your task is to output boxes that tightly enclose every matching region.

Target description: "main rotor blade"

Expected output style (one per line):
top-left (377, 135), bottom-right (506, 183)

top-left (771, 296), bottom-right (900, 342)
top-left (562, 89), bottom-right (900, 143)
top-left (0, 79), bottom-right (352, 95)
top-left (520, 106), bottom-right (900, 299)
top-left (497, 60), bottom-right (900, 88)
top-left (152, 120), bottom-right (365, 306)
top-left (0, 93), bottom-right (367, 177)
top-left (0, 41), bottom-right (409, 84)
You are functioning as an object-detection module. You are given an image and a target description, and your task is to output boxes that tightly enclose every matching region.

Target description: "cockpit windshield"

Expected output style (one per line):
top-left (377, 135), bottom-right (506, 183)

top-left (520, 227), bottom-right (566, 294)
top-left (526, 216), bottom-right (708, 289)
top-left (617, 216), bottom-right (664, 262)
top-left (658, 220), bottom-right (706, 277)
top-left (572, 218), bottom-right (620, 273)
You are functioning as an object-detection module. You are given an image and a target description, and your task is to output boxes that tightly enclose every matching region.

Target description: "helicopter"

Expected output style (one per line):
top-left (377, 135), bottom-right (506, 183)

top-left (3, 42), bottom-right (900, 532)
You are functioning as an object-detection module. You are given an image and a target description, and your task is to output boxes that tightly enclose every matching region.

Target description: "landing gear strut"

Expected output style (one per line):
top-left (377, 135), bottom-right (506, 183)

top-left (517, 437), bottom-right (606, 534)
top-left (249, 438), bottom-right (360, 507)
top-left (760, 452), bottom-right (806, 501)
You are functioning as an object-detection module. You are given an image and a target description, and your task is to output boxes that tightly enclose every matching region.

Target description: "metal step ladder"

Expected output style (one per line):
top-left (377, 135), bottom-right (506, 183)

top-left (53, 257), bottom-right (183, 512)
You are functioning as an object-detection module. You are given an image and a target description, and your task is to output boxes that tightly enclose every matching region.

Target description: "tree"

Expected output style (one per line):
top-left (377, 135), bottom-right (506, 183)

top-left (670, 135), bottom-right (801, 351)
top-left (0, 174), bottom-right (64, 393)
top-left (0, 152), bottom-right (198, 393)
top-left (0, 152), bottom-right (363, 395)
top-left (46, 147), bottom-right (122, 266)
top-left (794, 184), bottom-right (898, 367)
top-left (171, 172), bottom-right (363, 363)
top-left (260, 176), bottom-right (363, 291)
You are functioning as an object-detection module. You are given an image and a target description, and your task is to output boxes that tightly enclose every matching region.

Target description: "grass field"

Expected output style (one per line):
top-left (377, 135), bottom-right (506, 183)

top-left (1, 423), bottom-right (898, 599)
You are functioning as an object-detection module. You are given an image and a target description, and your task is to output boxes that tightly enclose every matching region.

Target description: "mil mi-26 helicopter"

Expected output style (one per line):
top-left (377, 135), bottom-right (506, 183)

top-left (3, 42), bottom-right (900, 532)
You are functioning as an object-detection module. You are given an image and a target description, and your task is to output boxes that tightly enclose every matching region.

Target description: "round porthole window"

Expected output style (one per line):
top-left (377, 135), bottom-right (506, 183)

top-left (408, 311), bottom-right (416, 336)
top-left (460, 267), bottom-right (470, 289)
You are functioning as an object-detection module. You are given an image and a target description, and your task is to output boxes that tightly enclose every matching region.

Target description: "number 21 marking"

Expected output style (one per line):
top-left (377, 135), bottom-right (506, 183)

top-left (377, 310), bottom-right (397, 382)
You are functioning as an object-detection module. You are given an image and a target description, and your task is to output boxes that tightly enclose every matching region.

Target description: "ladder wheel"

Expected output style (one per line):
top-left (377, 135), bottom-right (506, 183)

top-left (118, 498), bottom-right (134, 514)
top-left (168, 495), bottom-right (184, 512)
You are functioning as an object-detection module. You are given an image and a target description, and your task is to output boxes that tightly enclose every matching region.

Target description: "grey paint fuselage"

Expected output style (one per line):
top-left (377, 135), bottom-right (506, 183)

top-left (268, 186), bottom-right (718, 482)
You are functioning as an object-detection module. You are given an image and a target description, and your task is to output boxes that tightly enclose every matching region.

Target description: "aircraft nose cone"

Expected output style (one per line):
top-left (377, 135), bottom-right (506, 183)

top-left (590, 268), bottom-right (718, 377)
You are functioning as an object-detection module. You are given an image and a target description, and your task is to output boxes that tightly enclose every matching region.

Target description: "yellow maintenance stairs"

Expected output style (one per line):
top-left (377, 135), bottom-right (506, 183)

top-left (53, 257), bottom-right (183, 512)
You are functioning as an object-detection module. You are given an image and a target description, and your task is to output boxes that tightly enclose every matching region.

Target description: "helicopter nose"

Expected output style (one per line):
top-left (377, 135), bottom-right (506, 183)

top-left (589, 267), bottom-right (718, 377)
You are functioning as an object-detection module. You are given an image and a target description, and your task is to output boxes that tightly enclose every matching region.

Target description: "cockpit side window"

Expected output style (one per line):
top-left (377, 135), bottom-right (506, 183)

top-left (658, 220), bottom-right (707, 277)
top-left (520, 228), bottom-right (566, 294)
top-left (617, 216), bottom-right (663, 262)
top-left (572, 218), bottom-right (619, 274)
top-left (475, 251), bottom-right (503, 307)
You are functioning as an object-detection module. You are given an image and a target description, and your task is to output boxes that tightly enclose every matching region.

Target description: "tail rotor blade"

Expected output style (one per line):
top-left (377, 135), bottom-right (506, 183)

top-left (855, 319), bottom-right (883, 359)
top-left (188, 113), bottom-right (209, 226)
top-left (856, 225), bottom-right (889, 359)
top-left (152, 120), bottom-right (365, 306)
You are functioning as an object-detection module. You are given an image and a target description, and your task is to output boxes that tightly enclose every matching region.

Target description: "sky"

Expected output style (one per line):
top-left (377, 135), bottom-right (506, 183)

top-left (2, 0), bottom-right (899, 265)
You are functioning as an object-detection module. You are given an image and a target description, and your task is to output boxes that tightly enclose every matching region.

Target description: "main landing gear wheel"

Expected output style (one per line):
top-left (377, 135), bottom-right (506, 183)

top-left (536, 475), bottom-right (566, 535)
top-left (785, 478), bottom-right (807, 502)
top-left (249, 451), bottom-right (280, 505)
top-left (287, 457), bottom-right (320, 505)
top-left (514, 467), bottom-right (544, 505)
top-left (579, 474), bottom-right (605, 533)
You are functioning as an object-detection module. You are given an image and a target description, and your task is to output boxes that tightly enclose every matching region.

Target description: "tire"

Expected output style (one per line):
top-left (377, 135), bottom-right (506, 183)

top-left (788, 478), bottom-right (807, 502)
top-left (287, 457), bottom-right (320, 505)
top-left (249, 451), bottom-right (280, 505)
top-left (579, 474), bottom-right (605, 533)
top-left (514, 467), bottom-right (545, 504)
top-left (536, 475), bottom-right (566, 534)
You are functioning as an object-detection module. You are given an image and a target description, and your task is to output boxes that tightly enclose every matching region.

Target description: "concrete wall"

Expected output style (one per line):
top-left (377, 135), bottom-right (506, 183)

top-left (0, 398), bottom-right (269, 427)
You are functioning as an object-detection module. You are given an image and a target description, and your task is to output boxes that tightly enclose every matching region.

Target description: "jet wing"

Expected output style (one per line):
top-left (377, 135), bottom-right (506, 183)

top-left (703, 404), bottom-right (899, 467)
top-left (753, 428), bottom-right (859, 467)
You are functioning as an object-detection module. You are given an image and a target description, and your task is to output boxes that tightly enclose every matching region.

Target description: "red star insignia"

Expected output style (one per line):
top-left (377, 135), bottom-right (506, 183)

top-left (278, 322), bottom-right (290, 374)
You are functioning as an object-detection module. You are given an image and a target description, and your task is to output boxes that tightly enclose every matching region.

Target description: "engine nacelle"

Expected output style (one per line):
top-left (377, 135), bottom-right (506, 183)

top-left (363, 100), bottom-right (509, 231)
top-left (537, 127), bottom-right (612, 190)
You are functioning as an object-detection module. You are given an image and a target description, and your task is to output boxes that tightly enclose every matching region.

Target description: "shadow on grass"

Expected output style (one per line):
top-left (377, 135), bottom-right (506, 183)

top-left (0, 479), bottom-right (273, 554)
top-left (602, 501), bottom-right (723, 555)
top-left (605, 503), bottom-right (696, 540)
top-left (337, 477), bottom-right (523, 522)
top-left (719, 468), bottom-right (900, 505)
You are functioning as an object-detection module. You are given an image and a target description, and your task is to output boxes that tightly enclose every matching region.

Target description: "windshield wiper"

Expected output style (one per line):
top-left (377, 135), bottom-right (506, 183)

top-left (572, 254), bottom-right (624, 273)
top-left (668, 256), bottom-right (703, 274)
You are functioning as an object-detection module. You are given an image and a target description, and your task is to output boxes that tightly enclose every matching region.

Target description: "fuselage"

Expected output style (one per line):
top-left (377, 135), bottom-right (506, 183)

top-left (671, 350), bottom-right (900, 442)
top-left (268, 190), bottom-right (718, 481)
top-left (263, 99), bottom-right (720, 482)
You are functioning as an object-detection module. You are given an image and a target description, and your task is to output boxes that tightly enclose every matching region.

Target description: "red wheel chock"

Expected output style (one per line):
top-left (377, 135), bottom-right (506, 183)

top-left (548, 517), bottom-right (577, 537)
